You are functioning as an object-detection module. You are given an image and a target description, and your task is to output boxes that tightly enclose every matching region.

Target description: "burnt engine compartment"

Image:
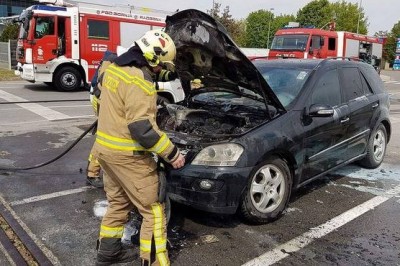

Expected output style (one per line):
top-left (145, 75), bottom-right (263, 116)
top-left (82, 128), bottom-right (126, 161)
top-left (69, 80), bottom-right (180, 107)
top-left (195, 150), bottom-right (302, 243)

top-left (157, 103), bottom-right (268, 137)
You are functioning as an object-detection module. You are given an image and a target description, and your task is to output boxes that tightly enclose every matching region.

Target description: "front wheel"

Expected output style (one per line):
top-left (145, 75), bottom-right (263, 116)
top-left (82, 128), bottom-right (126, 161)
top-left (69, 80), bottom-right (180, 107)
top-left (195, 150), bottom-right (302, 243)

top-left (54, 66), bottom-right (82, 92)
top-left (358, 124), bottom-right (387, 169)
top-left (240, 157), bottom-right (292, 224)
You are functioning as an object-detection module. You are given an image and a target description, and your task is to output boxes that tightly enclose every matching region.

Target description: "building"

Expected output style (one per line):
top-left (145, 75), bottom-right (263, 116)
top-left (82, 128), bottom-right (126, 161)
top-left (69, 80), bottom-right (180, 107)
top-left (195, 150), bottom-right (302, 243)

top-left (0, 0), bottom-right (35, 17)
top-left (0, 0), bottom-right (35, 33)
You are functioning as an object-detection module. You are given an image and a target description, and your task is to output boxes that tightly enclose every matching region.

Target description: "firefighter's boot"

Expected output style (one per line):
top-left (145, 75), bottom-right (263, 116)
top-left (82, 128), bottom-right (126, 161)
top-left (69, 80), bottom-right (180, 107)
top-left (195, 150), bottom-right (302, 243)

top-left (96, 238), bottom-right (136, 266)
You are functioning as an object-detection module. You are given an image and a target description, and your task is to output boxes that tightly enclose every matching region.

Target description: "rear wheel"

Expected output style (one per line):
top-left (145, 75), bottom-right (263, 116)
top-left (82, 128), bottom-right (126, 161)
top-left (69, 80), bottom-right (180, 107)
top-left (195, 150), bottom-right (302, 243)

top-left (240, 157), bottom-right (292, 224)
top-left (54, 66), bottom-right (82, 91)
top-left (358, 123), bottom-right (387, 169)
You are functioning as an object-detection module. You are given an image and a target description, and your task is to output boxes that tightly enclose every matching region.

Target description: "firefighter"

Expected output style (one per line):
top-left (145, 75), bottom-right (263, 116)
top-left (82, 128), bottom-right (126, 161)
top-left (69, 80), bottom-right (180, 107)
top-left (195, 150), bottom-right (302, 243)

top-left (86, 49), bottom-right (177, 189)
top-left (93, 29), bottom-right (185, 266)
top-left (86, 50), bottom-right (118, 188)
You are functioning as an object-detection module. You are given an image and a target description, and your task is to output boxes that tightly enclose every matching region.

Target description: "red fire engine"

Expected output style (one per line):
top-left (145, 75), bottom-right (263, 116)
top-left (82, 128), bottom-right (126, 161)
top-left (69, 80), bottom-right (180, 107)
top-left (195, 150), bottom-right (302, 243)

top-left (14, 0), bottom-right (184, 102)
top-left (269, 26), bottom-right (383, 68)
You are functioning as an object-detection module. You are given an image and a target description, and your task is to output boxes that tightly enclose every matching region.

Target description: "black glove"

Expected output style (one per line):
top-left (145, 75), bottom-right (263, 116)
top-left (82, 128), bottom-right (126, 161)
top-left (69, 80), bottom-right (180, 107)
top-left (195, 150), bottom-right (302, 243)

top-left (167, 71), bottom-right (178, 81)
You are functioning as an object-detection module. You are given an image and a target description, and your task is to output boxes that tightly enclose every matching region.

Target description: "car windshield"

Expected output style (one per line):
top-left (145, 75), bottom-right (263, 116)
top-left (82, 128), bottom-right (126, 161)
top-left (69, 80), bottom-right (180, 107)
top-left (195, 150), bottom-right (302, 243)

top-left (271, 34), bottom-right (309, 51)
top-left (255, 64), bottom-right (311, 107)
top-left (191, 88), bottom-right (266, 112)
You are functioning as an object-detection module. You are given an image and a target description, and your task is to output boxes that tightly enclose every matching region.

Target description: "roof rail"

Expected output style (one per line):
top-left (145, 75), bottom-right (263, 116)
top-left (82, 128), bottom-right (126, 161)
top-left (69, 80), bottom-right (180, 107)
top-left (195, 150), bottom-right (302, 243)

top-left (322, 57), bottom-right (362, 62)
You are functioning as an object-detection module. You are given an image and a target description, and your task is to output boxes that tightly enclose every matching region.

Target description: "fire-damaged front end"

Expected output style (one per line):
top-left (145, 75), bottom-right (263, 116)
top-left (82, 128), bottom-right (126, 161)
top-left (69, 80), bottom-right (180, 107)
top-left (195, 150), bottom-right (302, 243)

top-left (157, 9), bottom-right (285, 214)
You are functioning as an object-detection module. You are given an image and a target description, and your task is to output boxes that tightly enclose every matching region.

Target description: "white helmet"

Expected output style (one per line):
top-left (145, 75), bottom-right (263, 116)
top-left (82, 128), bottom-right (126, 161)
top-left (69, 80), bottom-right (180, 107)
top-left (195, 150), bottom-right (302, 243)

top-left (136, 29), bottom-right (176, 67)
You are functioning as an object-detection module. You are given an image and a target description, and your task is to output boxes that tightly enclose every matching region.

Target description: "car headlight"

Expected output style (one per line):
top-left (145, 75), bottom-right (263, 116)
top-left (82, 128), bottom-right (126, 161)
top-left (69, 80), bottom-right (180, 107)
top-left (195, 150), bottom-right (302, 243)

top-left (191, 143), bottom-right (244, 166)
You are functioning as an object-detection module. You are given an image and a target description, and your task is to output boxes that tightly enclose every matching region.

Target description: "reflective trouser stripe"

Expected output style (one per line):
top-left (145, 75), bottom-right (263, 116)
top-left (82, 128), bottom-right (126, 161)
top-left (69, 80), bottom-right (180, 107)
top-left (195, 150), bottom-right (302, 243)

top-left (99, 225), bottom-right (124, 238)
top-left (139, 203), bottom-right (169, 265)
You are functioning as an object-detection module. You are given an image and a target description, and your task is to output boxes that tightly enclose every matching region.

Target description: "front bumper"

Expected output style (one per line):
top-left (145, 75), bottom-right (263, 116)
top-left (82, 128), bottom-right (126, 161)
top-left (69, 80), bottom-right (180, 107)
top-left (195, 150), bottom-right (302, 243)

top-left (165, 165), bottom-right (253, 214)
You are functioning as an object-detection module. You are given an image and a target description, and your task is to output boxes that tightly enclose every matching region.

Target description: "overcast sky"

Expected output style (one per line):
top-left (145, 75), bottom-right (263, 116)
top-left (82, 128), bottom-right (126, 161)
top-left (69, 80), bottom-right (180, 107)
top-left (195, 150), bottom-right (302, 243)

top-left (80, 0), bottom-right (399, 35)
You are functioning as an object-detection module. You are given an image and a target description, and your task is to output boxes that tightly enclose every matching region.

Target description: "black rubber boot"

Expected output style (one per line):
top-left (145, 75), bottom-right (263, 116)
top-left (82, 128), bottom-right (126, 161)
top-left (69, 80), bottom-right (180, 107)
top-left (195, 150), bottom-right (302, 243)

top-left (96, 238), bottom-right (136, 266)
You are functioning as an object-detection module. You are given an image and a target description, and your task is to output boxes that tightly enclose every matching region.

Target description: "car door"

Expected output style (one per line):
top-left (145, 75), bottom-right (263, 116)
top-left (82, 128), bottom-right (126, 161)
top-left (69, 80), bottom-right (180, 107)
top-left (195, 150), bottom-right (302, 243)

top-left (301, 67), bottom-right (350, 180)
top-left (339, 66), bottom-right (375, 160)
top-left (32, 16), bottom-right (58, 64)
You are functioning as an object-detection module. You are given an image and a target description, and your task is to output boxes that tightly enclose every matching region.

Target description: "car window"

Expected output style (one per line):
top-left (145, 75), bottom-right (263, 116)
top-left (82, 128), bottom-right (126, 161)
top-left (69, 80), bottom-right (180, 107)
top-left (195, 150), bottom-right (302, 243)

top-left (255, 66), bottom-right (310, 107)
top-left (360, 72), bottom-right (374, 95)
top-left (340, 67), bottom-right (364, 101)
top-left (360, 65), bottom-right (384, 94)
top-left (311, 69), bottom-right (341, 107)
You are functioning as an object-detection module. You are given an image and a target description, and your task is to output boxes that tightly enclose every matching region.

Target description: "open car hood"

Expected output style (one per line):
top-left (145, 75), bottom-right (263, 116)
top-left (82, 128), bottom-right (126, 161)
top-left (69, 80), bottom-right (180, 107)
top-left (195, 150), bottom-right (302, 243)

top-left (165, 9), bottom-right (285, 112)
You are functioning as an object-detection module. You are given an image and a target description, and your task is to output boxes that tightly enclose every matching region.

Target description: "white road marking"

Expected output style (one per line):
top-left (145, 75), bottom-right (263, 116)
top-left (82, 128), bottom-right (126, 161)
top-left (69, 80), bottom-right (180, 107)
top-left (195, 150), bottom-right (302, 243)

top-left (385, 81), bottom-right (398, 84)
top-left (0, 90), bottom-right (70, 120)
top-left (0, 241), bottom-right (16, 266)
top-left (10, 187), bottom-right (93, 206)
top-left (243, 185), bottom-right (400, 266)
top-left (0, 194), bottom-right (61, 265)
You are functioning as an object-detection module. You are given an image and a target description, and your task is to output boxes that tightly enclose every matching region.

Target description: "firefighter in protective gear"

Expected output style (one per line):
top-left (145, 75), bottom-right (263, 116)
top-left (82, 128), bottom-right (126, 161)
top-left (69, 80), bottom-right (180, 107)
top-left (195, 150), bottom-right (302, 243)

top-left (86, 51), bottom-right (118, 188)
top-left (93, 29), bottom-right (185, 266)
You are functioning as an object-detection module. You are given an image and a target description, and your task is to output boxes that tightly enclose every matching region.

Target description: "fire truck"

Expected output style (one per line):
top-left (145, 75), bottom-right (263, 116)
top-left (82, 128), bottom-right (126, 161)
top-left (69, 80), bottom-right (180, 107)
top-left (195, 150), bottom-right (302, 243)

top-left (14, 0), bottom-right (184, 103)
top-left (268, 26), bottom-right (383, 69)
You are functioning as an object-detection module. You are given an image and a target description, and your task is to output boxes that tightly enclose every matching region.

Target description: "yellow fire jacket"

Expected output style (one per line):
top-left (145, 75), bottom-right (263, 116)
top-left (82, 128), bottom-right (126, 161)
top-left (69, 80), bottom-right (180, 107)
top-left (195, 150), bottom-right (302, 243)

top-left (93, 62), bottom-right (179, 164)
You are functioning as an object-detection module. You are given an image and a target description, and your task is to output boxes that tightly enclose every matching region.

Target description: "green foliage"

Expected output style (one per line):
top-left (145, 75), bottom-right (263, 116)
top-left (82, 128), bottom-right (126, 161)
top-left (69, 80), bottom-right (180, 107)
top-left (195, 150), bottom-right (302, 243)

top-left (244, 10), bottom-right (272, 48)
top-left (0, 23), bottom-right (19, 42)
top-left (207, 2), bottom-right (245, 45)
top-left (384, 21), bottom-right (400, 63)
top-left (297, 0), bottom-right (332, 28)
top-left (331, 1), bottom-right (367, 34)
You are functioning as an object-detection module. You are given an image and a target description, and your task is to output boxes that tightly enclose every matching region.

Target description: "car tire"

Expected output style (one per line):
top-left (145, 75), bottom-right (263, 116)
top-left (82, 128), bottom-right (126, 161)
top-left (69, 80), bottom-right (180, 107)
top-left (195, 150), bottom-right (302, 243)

top-left (358, 123), bottom-right (387, 169)
top-left (54, 66), bottom-right (82, 92)
top-left (240, 157), bottom-right (292, 224)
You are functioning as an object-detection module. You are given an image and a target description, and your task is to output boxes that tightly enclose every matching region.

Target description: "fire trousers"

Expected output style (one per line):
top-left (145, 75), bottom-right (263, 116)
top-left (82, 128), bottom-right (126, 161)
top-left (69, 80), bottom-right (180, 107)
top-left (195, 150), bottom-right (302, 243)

top-left (97, 152), bottom-right (169, 266)
top-left (87, 145), bottom-right (101, 178)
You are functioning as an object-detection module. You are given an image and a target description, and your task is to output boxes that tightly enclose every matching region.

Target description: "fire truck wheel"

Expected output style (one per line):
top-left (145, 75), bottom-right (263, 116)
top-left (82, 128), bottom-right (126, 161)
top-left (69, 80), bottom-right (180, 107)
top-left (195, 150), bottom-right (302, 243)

top-left (54, 66), bottom-right (82, 92)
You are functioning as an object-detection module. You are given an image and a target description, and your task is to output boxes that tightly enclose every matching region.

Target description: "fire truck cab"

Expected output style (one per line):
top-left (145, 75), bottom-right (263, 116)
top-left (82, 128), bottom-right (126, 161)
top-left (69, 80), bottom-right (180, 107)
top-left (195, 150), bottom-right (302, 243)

top-left (269, 27), bottom-right (383, 69)
top-left (14, 0), bottom-right (184, 103)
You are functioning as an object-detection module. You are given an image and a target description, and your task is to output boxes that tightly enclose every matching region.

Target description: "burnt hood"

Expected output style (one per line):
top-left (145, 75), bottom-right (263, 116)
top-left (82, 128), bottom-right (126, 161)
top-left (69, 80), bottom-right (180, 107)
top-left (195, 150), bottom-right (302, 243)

top-left (165, 9), bottom-right (285, 111)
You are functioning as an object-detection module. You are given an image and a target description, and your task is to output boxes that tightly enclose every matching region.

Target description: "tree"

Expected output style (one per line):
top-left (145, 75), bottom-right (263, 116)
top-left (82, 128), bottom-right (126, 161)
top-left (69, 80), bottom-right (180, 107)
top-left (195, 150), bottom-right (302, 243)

top-left (0, 23), bottom-right (19, 42)
top-left (384, 21), bottom-right (400, 64)
top-left (244, 10), bottom-right (272, 48)
top-left (297, 0), bottom-right (332, 28)
top-left (207, 1), bottom-right (245, 45)
top-left (331, 1), bottom-right (367, 34)
top-left (296, 0), bottom-right (367, 34)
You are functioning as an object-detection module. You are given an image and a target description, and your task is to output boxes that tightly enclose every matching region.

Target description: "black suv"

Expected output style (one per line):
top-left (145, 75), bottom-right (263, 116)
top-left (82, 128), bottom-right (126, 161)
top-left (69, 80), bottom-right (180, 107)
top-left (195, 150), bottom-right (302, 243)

top-left (158, 10), bottom-right (391, 223)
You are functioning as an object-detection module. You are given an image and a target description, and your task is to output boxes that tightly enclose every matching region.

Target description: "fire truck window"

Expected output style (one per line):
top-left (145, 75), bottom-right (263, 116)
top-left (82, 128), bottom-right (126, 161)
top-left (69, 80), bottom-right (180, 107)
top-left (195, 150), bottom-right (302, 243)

top-left (310, 36), bottom-right (321, 50)
top-left (35, 17), bottom-right (55, 39)
top-left (328, 38), bottom-right (336, 50)
top-left (311, 69), bottom-right (341, 107)
top-left (88, 20), bottom-right (109, 40)
top-left (340, 67), bottom-right (364, 101)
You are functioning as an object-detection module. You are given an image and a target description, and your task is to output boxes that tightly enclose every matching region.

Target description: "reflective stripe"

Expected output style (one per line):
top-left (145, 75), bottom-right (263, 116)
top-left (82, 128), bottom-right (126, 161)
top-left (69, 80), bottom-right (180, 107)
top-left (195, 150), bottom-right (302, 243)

top-left (99, 225), bottom-right (124, 238)
top-left (151, 203), bottom-right (163, 240)
top-left (140, 239), bottom-right (152, 252)
top-left (88, 153), bottom-right (94, 161)
top-left (151, 134), bottom-right (171, 154)
top-left (106, 64), bottom-right (156, 95)
top-left (96, 130), bottom-right (171, 154)
top-left (157, 253), bottom-right (170, 266)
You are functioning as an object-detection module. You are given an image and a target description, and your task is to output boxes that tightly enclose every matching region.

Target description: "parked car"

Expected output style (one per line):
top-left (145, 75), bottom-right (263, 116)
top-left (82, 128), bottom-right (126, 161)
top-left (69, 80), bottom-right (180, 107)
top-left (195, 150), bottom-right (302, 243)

top-left (158, 9), bottom-right (391, 224)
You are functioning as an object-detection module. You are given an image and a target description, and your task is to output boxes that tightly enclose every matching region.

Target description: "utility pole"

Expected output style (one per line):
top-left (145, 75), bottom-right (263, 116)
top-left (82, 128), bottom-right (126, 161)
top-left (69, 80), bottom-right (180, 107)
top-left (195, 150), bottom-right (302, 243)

top-left (356, 0), bottom-right (362, 34)
top-left (267, 8), bottom-right (274, 49)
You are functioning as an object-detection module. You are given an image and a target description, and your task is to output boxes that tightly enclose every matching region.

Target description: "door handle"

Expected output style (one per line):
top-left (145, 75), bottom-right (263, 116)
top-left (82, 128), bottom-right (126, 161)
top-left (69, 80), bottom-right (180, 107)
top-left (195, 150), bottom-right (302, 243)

top-left (340, 117), bottom-right (350, 124)
top-left (372, 103), bottom-right (379, 109)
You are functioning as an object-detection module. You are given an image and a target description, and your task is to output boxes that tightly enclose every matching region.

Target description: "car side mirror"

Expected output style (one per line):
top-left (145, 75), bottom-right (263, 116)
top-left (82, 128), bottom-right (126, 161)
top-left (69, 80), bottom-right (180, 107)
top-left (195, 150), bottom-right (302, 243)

top-left (307, 104), bottom-right (334, 117)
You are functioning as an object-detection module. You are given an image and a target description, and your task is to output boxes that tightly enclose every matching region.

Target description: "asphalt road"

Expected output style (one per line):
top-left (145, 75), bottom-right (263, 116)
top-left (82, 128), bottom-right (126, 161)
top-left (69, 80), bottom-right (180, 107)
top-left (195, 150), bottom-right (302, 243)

top-left (0, 71), bottom-right (399, 266)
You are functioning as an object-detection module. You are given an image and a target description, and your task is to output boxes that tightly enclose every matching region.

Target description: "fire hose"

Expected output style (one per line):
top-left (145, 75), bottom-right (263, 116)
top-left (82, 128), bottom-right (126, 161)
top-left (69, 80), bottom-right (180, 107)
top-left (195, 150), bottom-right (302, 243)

top-left (0, 120), bottom-right (97, 172)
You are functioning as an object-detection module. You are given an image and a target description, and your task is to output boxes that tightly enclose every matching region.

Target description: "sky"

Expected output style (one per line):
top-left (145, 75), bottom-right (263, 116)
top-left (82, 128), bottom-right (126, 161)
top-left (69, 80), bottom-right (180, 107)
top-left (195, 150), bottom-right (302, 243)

top-left (79, 0), bottom-right (399, 35)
